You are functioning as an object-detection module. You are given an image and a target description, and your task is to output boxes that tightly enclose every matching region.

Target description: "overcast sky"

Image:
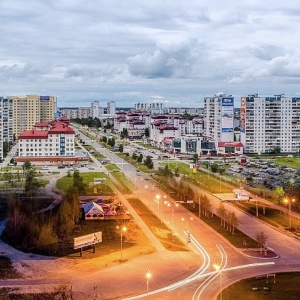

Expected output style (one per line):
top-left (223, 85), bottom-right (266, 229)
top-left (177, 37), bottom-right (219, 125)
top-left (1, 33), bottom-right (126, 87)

top-left (1, 1), bottom-right (300, 108)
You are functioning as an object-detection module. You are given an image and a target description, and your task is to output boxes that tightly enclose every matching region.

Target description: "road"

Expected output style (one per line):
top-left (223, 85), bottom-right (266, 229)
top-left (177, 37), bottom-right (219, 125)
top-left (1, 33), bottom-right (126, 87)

top-left (2, 127), bottom-right (300, 300)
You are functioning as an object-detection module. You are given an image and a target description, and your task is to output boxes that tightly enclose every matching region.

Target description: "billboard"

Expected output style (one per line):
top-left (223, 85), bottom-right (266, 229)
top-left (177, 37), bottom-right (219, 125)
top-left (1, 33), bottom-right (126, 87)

top-left (74, 231), bottom-right (102, 249)
top-left (221, 97), bottom-right (234, 132)
top-left (221, 97), bottom-right (234, 141)
top-left (40, 96), bottom-right (50, 100)
top-left (240, 97), bottom-right (246, 133)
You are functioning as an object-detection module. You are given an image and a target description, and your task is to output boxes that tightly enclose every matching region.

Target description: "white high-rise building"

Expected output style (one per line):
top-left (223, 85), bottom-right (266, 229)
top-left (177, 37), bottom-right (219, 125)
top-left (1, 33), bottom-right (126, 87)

top-left (107, 101), bottom-right (116, 115)
top-left (91, 101), bottom-right (100, 118)
top-left (241, 94), bottom-right (300, 154)
top-left (0, 98), bottom-right (13, 160)
top-left (204, 93), bottom-right (234, 142)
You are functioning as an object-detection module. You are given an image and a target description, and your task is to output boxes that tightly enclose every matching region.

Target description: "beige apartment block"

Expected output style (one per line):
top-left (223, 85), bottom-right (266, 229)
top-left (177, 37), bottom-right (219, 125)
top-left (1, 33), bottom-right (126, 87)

top-left (9, 95), bottom-right (56, 136)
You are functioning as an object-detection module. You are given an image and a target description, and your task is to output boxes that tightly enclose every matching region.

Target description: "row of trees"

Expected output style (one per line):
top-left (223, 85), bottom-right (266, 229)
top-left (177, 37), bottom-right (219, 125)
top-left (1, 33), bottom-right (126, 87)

top-left (217, 203), bottom-right (238, 235)
top-left (131, 152), bottom-right (154, 169)
top-left (73, 117), bottom-right (102, 128)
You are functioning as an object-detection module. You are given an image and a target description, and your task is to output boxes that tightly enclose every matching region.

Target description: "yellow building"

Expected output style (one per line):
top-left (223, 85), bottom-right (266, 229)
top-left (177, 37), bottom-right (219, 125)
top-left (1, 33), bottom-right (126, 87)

top-left (8, 95), bottom-right (56, 137)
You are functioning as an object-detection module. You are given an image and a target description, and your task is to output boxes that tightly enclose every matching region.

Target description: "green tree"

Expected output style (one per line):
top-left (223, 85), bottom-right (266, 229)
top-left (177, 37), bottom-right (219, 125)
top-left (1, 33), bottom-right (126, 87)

top-left (217, 203), bottom-right (227, 227)
top-left (35, 222), bottom-right (58, 252)
top-left (273, 186), bottom-right (285, 204)
top-left (144, 156), bottom-right (154, 169)
top-left (22, 161), bottom-right (32, 174)
top-left (229, 211), bottom-right (238, 235)
top-left (72, 169), bottom-right (87, 195)
top-left (210, 163), bottom-right (219, 173)
top-left (57, 199), bottom-right (76, 237)
top-left (255, 231), bottom-right (268, 254)
top-left (144, 128), bottom-right (150, 138)
top-left (137, 154), bottom-right (143, 163)
top-left (192, 154), bottom-right (199, 164)
top-left (3, 141), bottom-right (11, 158)
top-left (24, 169), bottom-right (43, 193)
top-left (120, 128), bottom-right (128, 139)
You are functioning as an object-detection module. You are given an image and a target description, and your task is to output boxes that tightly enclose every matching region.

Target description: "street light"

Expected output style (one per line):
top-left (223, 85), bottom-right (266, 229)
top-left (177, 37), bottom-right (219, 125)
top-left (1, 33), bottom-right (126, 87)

top-left (181, 216), bottom-right (193, 231)
top-left (167, 201), bottom-right (179, 240)
top-left (145, 270), bottom-right (152, 299)
top-left (283, 197), bottom-right (296, 228)
top-left (213, 264), bottom-right (222, 300)
top-left (155, 194), bottom-right (161, 223)
top-left (116, 225), bottom-right (127, 261)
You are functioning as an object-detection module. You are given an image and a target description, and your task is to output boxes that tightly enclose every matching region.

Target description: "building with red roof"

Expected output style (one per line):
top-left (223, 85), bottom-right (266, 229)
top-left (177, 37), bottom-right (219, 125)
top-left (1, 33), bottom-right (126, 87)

top-left (16, 119), bottom-right (81, 163)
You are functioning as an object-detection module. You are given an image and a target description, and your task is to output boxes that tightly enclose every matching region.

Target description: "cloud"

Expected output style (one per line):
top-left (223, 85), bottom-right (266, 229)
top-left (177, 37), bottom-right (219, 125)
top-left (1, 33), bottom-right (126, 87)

top-left (0, 1), bottom-right (300, 107)
top-left (127, 39), bottom-right (197, 78)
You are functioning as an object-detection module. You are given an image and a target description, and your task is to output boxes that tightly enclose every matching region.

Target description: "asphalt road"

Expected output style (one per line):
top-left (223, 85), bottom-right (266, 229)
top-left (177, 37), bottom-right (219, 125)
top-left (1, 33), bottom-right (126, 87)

top-left (2, 128), bottom-right (300, 300)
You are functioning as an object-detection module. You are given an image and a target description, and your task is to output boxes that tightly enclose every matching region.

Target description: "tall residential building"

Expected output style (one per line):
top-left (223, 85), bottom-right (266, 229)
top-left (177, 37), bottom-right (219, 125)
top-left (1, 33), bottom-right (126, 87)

top-left (91, 101), bottom-right (100, 118)
top-left (204, 93), bottom-right (234, 142)
top-left (0, 98), bottom-right (13, 160)
top-left (241, 94), bottom-right (300, 154)
top-left (9, 95), bottom-right (56, 137)
top-left (1, 98), bottom-right (13, 143)
top-left (107, 101), bottom-right (116, 115)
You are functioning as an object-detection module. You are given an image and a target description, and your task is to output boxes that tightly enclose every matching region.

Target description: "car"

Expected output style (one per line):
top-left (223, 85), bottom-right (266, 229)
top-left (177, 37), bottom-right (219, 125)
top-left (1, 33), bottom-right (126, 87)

top-left (42, 166), bottom-right (49, 170)
top-left (88, 166), bottom-right (95, 170)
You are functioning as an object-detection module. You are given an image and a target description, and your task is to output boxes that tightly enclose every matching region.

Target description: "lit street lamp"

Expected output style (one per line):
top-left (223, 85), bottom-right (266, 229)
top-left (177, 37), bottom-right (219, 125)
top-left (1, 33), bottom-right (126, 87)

top-left (167, 201), bottom-right (179, 240)
top-left (116, 225), bottom-right (127, 261)
top-left (213, 264), bottom-right (222, 300)
top-left (181, 216), bottom-right (193, 231)
top-left (145, 270), bottom-right (152, 299)
top-left (155, 194), bottom-right (161, 223)
top-left (181, 216), bottom-right (193, 243)
top-left (283, 197), bottom-right (296, 228)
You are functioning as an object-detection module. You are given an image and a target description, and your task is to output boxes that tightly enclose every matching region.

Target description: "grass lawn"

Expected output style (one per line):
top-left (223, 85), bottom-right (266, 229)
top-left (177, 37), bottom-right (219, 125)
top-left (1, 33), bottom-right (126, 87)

top-left (222, 272), bottom-right (300, 300)
top-left (233, 202), bottom-right (300, 230)
top-left (275, 157), bottom-right (300, 169)
top-left (134, 141), bottom-right (157, 149)
top-left (110, 171), bottom-right (134, 193)
top-left (161, 162), bottom-right (233, 193)
top-left (183, 203), bottom-right (258, 248)
top-left (56, 172), bottom-right (113, 195)
top-left (118, 153), bottom-right (155, 173)
top-left (105, 163), bottom-right (119, 171)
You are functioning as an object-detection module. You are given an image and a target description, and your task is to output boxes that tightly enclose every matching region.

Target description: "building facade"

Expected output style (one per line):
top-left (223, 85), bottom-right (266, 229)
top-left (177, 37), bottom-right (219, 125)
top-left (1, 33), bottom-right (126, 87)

top-left (107, 101), bottom-right (116, 115)
top-left (241, 94), bottom-right (300, 154)
top-left (9, 95), bottom-right (56, 137)
top-left (204, 93), bottom-right (234, 143)
top-left (17, 119), bottom-right (76, 162)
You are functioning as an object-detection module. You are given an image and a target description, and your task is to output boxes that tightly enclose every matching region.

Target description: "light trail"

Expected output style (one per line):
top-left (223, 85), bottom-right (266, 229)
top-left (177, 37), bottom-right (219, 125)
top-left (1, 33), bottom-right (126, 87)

top-left (192, 244), bottom-right (227, 300)
top-left (123, 231), bottom-right (211, 299)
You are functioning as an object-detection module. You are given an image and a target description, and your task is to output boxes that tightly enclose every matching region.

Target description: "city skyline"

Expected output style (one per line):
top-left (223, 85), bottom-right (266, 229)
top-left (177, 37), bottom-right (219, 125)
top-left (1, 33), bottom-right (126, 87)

top-left (1, 1), bottom-right (300, 108)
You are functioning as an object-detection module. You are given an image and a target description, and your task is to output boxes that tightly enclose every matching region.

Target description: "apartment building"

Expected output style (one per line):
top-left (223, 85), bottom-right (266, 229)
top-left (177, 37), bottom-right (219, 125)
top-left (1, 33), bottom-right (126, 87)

top-left (17, 119), bottom-right (76, 163)
top-left (0, 98), bottom-right (13, 160)
top-left (241, 94), bottom-right (300, 154)
top-left (107, 101), bottom-right (116, 115)
top-left (59, 107), bottom-right (91, 119)
top-left (1, 98), bottom-right (13, 142)
top-left (204, 93), bottom-right (234, 143)
top-left (9, 95), bottom-right (56, 137)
